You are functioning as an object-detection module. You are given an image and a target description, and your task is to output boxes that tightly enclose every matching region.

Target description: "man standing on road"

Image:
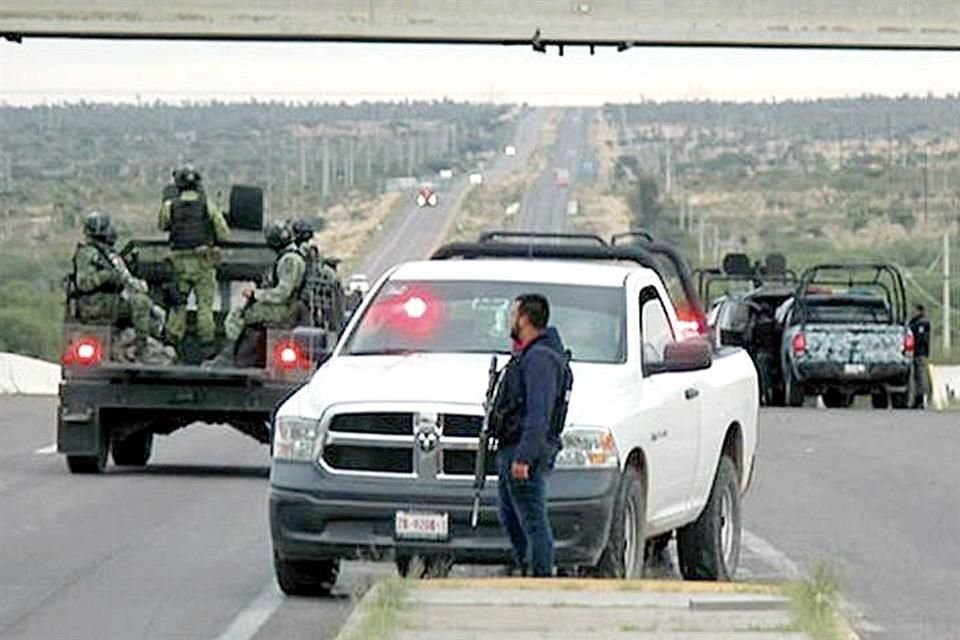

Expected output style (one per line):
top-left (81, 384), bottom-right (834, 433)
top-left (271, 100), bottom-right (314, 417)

top-left (908, 304), bottom-right (932, 409)
top-left (492, 294), bottom-right (572, 577)
top-left (159, 165), bottom-right (230, 354)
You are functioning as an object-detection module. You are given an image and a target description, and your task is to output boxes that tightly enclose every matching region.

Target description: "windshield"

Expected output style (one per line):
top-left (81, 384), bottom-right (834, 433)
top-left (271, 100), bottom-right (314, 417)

top-left (799, 299), bottom-right (892, 324)
top-left (343, 280), bottom-right (626, 363)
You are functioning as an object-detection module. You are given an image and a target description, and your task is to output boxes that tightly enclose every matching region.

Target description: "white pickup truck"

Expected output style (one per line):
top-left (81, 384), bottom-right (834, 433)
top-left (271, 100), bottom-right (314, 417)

top-left (268, 237), bottom-right (759, 595)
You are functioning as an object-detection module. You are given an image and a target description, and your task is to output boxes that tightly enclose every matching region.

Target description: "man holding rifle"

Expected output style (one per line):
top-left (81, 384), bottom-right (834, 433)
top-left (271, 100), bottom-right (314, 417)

top-left (477, 293), bottom-right (572, 578)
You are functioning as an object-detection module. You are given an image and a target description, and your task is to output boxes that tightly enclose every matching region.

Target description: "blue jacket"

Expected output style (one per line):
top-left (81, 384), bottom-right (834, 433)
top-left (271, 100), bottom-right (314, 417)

top-left (496, 327), bottom-right (567, 465)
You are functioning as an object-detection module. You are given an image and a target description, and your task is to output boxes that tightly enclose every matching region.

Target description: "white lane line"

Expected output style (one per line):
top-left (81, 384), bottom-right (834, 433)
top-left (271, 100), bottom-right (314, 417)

top-left (33, 444), bottom-right (58, 455)
top-left (213, 581), bottom-right (283, 640)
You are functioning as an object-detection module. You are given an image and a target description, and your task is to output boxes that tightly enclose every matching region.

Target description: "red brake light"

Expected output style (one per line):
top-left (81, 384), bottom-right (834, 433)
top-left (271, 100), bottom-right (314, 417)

top-left (63, 337), bottom-right (103, 366)
top-left (791, 332), bottom-right (807, 355)
top-left (273, 342), bottom-right (307, 370)
top-left (903, 332), bottom-right (915, 354)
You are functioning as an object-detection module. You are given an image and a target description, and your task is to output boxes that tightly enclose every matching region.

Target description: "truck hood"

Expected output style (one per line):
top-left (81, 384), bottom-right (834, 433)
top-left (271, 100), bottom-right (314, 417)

top-left (279, 353), bottom-right (633, 423)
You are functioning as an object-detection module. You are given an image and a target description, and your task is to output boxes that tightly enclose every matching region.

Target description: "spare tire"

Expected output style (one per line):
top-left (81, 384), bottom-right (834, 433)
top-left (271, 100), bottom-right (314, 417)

top-left (228, 185), bottom-right (263, 231)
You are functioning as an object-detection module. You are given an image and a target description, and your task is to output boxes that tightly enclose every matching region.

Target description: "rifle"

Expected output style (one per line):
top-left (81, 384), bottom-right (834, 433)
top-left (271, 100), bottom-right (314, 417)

top-left (471, 355), bottom-right (502, 529)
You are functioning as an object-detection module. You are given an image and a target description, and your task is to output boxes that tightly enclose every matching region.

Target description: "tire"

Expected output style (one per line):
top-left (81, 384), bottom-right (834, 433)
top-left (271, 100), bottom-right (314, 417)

top-left (890, 392), bottom-right (909, 409)
top-left (111, 431), bottom-right (154, 466)
top-left (66, 426), bottom-right (110, 474)
top-left (274, 553), bottom-right (339, 597)
top-left (871, 390), bottom-right (889, 409)
top-left (822, 389), bottom-right (853, 409)
top-left (784, 368), bottom-right (805, 408)
top-left (396, 555), bottom-right (453, 579)
top-left (595, 465), bottom-right (646, 579)
top-left (677, 456), bottom-right (742, 581)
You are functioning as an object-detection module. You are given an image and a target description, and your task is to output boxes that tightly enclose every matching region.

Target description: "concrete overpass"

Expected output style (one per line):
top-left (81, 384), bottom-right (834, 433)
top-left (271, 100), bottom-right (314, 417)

top-left (1, 1), bottom-right (959, 50)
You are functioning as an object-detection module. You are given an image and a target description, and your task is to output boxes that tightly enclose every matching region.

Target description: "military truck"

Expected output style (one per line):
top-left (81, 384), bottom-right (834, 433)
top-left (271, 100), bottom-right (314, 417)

top-left (58, 186), bottom-right (347, 474)
top-left (779, 263), bottom-right (914, 408)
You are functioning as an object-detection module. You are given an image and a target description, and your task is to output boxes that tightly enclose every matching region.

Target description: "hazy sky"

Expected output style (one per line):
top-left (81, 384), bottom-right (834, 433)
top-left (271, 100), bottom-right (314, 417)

top-left (2, 39), bottom-right (959, 105)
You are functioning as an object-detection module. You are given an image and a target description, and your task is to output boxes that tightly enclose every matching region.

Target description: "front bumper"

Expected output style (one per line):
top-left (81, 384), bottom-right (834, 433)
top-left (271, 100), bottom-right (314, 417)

top-left (269, 462), bottom-right (619, 567)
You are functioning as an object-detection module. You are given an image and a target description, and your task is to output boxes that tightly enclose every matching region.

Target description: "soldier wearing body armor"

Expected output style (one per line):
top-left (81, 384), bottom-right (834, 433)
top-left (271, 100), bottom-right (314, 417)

top-left (158, 165), bottom-right (230, 350)
top-left (71, 212), bottom-right (172, 363)
top-left (209, 222), bottom-right (307, 366)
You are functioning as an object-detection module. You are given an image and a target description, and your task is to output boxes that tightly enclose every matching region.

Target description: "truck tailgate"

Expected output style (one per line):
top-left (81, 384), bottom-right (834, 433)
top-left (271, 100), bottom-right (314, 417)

top-left (801, 324), bottom-right (909, 366)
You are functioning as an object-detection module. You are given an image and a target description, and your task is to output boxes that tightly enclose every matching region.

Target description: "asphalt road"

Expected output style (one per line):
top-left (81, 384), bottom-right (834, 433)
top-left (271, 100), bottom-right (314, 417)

top-left (3, 399), bottom-right (956, 639)
top-left (356, 106), bottom-right (550, 282)
top-left (744, 408), bottom-right (960, 640)
top-left (515, 106), bottom-right (593, 233)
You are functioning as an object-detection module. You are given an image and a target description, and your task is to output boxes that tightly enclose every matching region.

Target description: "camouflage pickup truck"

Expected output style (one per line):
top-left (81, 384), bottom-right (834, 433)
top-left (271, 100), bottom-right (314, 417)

top-left (778, 263), bottom-right (914, 409)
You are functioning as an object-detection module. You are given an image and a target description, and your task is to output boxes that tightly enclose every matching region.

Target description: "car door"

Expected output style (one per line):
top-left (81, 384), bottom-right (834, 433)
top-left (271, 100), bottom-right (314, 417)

top-left (637, 286), bottom-right (704, 523)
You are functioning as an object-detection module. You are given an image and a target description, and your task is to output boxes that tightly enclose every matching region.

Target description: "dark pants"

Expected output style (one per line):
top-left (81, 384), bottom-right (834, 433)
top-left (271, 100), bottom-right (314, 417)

top-left (913, 356), bottom-right (929, 408)
top-left (496, 446), bottom-right (555, 577)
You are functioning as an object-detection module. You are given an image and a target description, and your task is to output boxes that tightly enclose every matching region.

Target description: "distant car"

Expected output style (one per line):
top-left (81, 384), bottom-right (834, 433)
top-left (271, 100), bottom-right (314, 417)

top-left (555, 167), bottom-right (570, 187)
top-left (566, 200), bottom-right (579, 216)
top-left (346, 274), bottom-right (371, 297)
top-left (438, 169), bottom-right (454, 180)
top-left (468, 173), bottom-right (484, 185)
top-left (504, 145), bottom-right (517, 157)
top-left (415, 188), bottom-right (439, 208)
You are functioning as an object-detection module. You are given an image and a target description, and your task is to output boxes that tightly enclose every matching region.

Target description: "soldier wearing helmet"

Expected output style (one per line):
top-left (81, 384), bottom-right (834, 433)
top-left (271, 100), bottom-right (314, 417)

top-left (71, 212), bottom-right (171, 362)
top-left (159, 164), bottom-right (230, 353)
top-left (211, 221), bottom-right (307, 366)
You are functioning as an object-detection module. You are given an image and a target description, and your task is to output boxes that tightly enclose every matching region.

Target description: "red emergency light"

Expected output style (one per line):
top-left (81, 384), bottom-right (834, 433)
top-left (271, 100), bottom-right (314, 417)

top-left (63, 337), bottom-right (103, 366)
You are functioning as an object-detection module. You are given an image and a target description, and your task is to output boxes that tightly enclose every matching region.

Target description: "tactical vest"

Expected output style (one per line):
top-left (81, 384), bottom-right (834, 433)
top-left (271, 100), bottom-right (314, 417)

top-left (169, 194), bottom-right (214, 250)
top-left (266, 246), bottom-right (307, 304)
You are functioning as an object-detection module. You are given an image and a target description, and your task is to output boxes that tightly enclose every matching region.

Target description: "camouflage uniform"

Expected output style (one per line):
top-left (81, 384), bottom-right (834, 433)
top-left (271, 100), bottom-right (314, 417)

top-left (158, 187), bottom-right (230, 344)
top-left (224, 243), bottom-right (306, 341)
top-left (72, 241), bottom-right (166, 354)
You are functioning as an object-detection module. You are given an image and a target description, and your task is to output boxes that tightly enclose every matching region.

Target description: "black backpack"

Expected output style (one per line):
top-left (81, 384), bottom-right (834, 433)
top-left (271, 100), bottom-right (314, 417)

top-left (549, 349), bottom-right (574, 440)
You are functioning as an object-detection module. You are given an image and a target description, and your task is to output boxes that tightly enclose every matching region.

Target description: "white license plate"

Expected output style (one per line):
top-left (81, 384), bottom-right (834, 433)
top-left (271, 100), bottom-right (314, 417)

top-left (844, 364), bottom-right (867, 375)
top-left (395, 511), bottom-right (449, 541)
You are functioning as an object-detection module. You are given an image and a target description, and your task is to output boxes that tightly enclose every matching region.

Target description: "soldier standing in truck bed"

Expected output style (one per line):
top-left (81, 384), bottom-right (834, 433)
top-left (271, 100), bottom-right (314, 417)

top-left (158, 165), bottom-right (230, 354)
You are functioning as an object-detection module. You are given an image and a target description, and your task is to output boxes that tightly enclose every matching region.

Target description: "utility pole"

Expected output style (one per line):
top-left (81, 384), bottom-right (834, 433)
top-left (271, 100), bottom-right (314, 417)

top-left (321, 137), bottom-right (330, 201)
top-left (698, 213), bottom-right (705, 266)
top-left (664, 143), bottom-right (672, 195)
top-left (945, 231), bottom-right (952, 354)
top-left (922, 146), bottom-right (929, 225)
top-left (713, 224), bottom-right (720, 266)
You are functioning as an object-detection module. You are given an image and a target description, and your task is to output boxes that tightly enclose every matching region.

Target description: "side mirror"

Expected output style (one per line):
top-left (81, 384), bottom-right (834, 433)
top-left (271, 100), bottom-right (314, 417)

top-left (645, 338), bottom-right (713, 375)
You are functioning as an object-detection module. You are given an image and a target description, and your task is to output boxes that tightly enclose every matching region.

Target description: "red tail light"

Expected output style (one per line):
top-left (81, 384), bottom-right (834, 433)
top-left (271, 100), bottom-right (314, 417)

top-left (273, 341), bottom-right (308, 370)
top-left (791, 332), bottom-right (807, 355)
top-left (63, 337), bottom-right (103, 366)
top-left (903, 331), bottom-right (915, 355)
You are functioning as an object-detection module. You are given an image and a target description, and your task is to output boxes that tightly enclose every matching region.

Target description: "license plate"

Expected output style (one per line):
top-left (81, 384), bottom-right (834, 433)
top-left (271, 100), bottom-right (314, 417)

top-left (844, 364), bottom-right (866, 375)
top-left (395, 511), bottom-right (449, 541)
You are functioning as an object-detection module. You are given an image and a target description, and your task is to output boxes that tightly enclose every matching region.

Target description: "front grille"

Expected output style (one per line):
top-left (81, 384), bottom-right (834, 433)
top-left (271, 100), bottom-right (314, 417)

top-left (328, 412), bottom-right (413, 435)
top-left (442, 450), bottom-right (497, 477)
top-left (441, 413), bottom-right (482, 438)
top-left (322, 445), bottom-right (413, 474)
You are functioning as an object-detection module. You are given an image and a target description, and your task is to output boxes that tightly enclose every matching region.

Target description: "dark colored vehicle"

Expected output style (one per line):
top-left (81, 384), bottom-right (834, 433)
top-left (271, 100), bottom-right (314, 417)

top-left (779, 263), bottom-right (914, 408)
top-left (58, 187), bottom-right (346, 474)
top-left (701, 253), bottom-right (797, 405)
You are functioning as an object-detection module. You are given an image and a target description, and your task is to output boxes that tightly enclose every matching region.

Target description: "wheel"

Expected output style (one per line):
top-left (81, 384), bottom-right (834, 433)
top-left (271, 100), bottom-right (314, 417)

top-left (871, 390), bottom-right (889, 409)
top-left (65, 426), bottom-right (110, 474)
top-left (784, 368), bottom-right (805, 407)
top-left (595, 465), bottom-right (646, 579)
top-left (890, 392), bottom-right (909, 409)
top-left (677, 456), bottom-right (741, 581)
top-left (111, 431), bottom-right (154, 466)
top-left (396, 555), bottom-right (453, 579)
top-left (645, 532), bottom-right (671, 559)
top-left (822, 389), bottom-right (853, 409)
top-left (274, 553), bottom-right (339, 596)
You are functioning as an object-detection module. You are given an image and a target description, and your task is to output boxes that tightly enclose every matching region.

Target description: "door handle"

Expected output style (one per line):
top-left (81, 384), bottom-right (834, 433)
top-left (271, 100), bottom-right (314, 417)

top-left (684, 388), bottom-right (700, 400)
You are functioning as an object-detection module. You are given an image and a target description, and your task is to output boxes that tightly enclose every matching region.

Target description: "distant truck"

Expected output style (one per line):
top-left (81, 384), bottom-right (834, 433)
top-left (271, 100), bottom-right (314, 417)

top-left (778, 263), bottom-right (914, 408)
top-left (57, 187), bottom-right (347, 474)
top-left (554, 167), bottom-right (570, 187)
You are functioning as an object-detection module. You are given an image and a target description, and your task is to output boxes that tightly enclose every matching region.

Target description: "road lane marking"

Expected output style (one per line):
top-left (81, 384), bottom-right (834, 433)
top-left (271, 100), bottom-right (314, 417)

top-left (33, 444), bottom-right (57, 455)
top-left (213, 581), bottom-right (283, 640)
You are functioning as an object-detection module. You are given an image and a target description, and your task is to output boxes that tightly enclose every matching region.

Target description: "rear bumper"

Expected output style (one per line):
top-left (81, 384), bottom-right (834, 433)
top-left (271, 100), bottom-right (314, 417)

top-left (793, 361), bottom-right (910, 392)
top-left (57, 376), bottom-right (297, 453)
top-left (269, 463), bottom-right (619, 567)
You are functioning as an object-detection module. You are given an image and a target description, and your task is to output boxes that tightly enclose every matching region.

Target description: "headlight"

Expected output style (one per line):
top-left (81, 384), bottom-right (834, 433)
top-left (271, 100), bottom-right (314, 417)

top-left (554, 427), bottom-right (619, 469)
top-left (273, 416), bottom-right (322, 461)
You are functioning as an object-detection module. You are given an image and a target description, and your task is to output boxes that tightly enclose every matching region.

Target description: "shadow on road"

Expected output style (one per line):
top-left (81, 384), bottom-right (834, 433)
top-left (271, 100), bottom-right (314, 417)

top-left (110, 464), bottom-right (270, 479)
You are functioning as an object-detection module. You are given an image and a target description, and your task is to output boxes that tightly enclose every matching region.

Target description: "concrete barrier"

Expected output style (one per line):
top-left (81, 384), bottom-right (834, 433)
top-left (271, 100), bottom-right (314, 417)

top-left (929, 364), bottom-right (960, 411)
top-left (0, 353), bottom-right (60, 395)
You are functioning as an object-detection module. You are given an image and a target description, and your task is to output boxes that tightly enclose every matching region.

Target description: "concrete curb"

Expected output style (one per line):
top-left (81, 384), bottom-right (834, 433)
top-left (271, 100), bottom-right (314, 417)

top-left (333, 581), bottom-right (385, 640)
